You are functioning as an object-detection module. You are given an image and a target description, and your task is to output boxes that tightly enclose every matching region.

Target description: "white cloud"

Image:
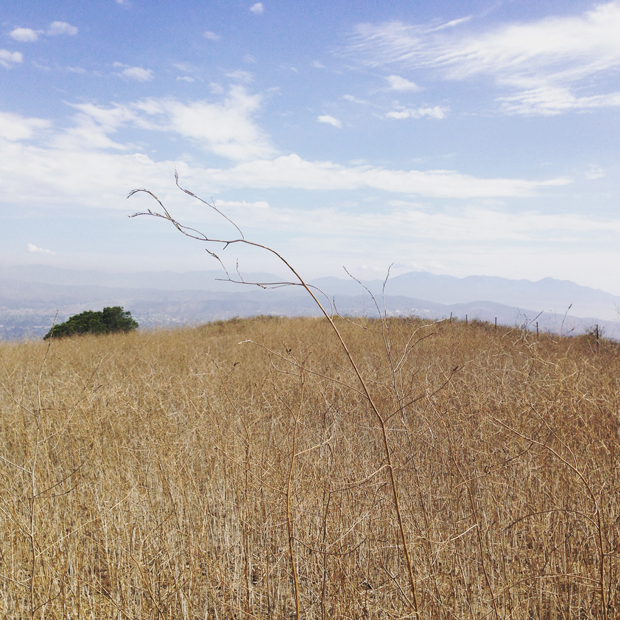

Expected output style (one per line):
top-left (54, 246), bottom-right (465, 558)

top-left (497, 86), bottom-right (620, 116)
top-left (586, 165), bottom-right (605, 180)
top-left (0, 49), bottom-right (23, 68)
top-left (386, 105), bottom-right (448, 119)
top-left (202, 154), bottom-right (569, 198)
top-left (55, 105), bottom-right (134, 151)
top-left (64, 87), bottom-right (273, 160)
top-left (47, 21), bottom-right (78, 36)
top-left (433, 16), bottom-right (472, 31)
top-left (317, 115), bottom-right (342, 128)
top-left (177, 76), bottom-right (195, 83)
top-left (348, 2), bottom-right (620, 115)
top-left (134, 89), bottom-right (273, 159)
top-left (114, 63), bottom-right (154, 82)
top-left (386, 75), bottom-right (420, 91)
top-left (9, 28), bottom-right (40, 42)
top-left (343, 94), bottom-right (368, 104)
top-left (28, 243), bottom-right (54, 254)
top-left (312, 60), bottom-right (325, 69)
top-left (0, 123), bottom-right (570, 219)
top-left (0, 111), bottom-right (50, 140)
top-left (235, 204), bottom-right (620, 246)
top-left (215, 199), bottom-right (269, 209)
top-left (250, 3), bottom-right (264, 14)
top-left (226, 70), bottom-right (253, 83)
top-left (204, 31), bottom-right (220, 41)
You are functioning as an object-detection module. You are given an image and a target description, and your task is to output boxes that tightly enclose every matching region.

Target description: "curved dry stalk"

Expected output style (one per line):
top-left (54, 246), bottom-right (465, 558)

top-left (129, 177), bottom-right (422, 616)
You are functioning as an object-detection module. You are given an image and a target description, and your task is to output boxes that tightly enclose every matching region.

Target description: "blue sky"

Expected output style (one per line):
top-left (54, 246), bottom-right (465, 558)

top-left (1, 0), bottom-right (619, 292)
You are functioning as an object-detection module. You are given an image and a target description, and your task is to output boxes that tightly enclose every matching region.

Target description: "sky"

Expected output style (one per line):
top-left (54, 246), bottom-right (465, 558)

top-left (1, 0), bottom-right (620, 292)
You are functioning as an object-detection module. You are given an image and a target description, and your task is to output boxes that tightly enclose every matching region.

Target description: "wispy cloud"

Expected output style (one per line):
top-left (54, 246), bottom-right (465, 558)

top-left (0, 111), bottom-right (50, 140)
top-left (347, 2), bottom-right (620, 115)
top-left (62, 86), bottom-right (274, 160)
top-left (204, 31), bottom-right (221, 41)
top-left (497, 86), bottom-right (620, 116)
top-left (586, 165), bottom-right (605, 180)
top-left (215, 199), bottom-right (269, 209)
top-left (343, 94), bottom-right (368, 105)
top-left (386, 105), bottom-right (448, 119)
top-left (203, 154), bottom-right (569, 198)
top-left (113, 62), bottom-right (154, 82)
top-left (47, 21), bottom-right (78, 36)
top-left (317, 115), bottom-right (342, 128)
top-left (225, 70), bottom-right (253, 83)
top-left (28, 243), bottom-right (54, 254)
top-left (0, 49), bottom-right (23, 68)
top-left (386, 74), bottom-right (420, 91)
top-left (250, 3), bottom-right (264, 14)
top-left (0, 108), bottom-right (570, 214)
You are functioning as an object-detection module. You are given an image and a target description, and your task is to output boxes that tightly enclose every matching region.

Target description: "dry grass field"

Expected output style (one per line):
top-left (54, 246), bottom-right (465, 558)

top-left (1, 315), bottom-right (619, 619)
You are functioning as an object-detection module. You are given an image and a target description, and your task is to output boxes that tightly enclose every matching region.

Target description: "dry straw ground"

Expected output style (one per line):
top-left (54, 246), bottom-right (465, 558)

top-left (0, 316), bottom-right (619, 619)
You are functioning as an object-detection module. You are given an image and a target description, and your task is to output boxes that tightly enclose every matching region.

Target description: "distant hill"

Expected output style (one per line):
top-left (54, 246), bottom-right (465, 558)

top-left (2, 264), bottom-right (619, 321)
top-left (1, 265), bottom-right (618, 341)
top-left (311, 272), bottom-right (620, 322)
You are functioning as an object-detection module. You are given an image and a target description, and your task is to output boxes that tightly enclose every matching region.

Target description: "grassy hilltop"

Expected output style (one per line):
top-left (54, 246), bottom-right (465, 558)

top-left (0, 316), bottom-right (619, 619)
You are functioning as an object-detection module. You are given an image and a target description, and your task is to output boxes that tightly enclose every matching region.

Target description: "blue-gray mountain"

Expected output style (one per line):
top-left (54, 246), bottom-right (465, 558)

top-left (1, 265), bottom-right (618, 340)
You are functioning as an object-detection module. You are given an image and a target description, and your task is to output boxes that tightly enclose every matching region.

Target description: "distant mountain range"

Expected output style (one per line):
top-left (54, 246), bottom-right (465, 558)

top-left (1, 264), bottom-right (618, 340)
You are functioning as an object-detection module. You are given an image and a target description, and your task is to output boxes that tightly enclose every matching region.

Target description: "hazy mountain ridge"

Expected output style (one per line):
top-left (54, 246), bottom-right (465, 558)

top-left (1, 267), bottom-right (618, 341)
top-left (4, 264), bottom-right (620, 318)
top-left (312, 273), bottom-right (620, 321)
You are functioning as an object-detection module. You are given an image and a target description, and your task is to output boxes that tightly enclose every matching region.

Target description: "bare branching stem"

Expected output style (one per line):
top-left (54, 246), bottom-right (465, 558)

top-left (129, 179), bottom-right (422, 616)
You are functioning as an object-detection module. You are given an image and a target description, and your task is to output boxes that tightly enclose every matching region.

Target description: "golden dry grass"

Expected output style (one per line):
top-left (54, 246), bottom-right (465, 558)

top-left (0, 316), bottom-right (619, 619)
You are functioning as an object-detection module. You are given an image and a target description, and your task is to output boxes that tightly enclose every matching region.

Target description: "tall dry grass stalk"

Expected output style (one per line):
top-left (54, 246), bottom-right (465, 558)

top-left (1, 317), bottom-right (619, 618)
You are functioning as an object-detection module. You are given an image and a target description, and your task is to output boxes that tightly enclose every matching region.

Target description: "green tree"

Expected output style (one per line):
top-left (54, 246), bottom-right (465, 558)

top-left (43, 307), bottom-right (138, 340)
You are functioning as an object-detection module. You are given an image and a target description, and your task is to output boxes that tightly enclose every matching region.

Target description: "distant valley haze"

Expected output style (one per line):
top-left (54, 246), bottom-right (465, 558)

top-left (1, 264), bottom-right (618, 341)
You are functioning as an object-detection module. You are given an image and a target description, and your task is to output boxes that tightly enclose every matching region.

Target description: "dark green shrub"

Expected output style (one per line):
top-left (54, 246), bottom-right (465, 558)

top-left (44, 306), bottom-right (138, 340)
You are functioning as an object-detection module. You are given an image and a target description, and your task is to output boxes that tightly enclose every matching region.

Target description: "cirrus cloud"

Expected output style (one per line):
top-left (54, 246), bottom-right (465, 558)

top-left (347, 2), bottom-right (620, 115)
